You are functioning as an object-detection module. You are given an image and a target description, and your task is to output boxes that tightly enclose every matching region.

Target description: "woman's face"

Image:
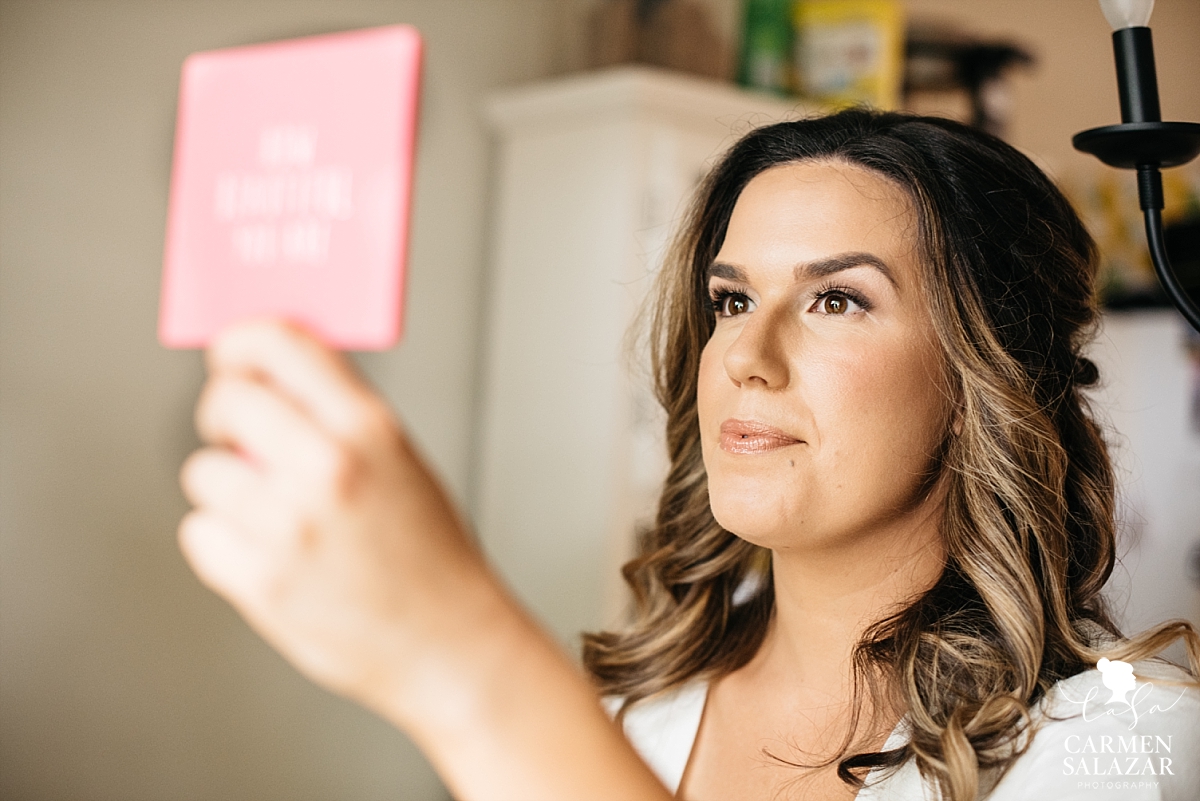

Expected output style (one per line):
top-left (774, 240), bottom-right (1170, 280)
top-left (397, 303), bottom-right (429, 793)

top-left (698, 160), bottom-right (951, 553)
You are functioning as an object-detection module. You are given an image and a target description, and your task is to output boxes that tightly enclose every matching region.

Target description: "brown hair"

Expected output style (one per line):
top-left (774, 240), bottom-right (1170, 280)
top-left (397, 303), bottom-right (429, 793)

top-left (582, 109), bottom-right (1199, 800)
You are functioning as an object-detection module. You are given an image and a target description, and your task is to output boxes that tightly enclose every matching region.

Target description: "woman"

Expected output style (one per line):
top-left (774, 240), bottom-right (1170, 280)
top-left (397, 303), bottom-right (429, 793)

top-left (179, 110), bottom-right (1199, 801)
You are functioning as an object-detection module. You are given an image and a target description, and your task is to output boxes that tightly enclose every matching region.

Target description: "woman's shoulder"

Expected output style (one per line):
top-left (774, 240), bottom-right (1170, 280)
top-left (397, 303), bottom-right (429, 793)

top-left (987, 660), bottom-right (1200, 801)
top-left (603, 682), bottom-right (708, 793)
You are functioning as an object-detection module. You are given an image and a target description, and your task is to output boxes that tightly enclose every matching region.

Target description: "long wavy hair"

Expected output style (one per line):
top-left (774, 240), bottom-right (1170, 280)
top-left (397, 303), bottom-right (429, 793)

top-left (582, 109), bottom-right (1200, 801)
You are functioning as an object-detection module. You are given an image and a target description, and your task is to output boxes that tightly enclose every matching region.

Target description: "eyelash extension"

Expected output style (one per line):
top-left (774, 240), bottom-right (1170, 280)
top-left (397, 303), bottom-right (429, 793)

top-left (707, 282), bottom-right (874, 315)
top-left (708, 285), bottom-right (753, 316)
top-left (811, 282), bottom-right (873, 313)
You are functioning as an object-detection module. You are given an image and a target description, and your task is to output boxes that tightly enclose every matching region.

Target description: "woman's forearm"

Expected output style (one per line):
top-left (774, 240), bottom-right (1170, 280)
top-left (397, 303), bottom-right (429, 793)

top-left (385, 582), bottom-right (670, 801)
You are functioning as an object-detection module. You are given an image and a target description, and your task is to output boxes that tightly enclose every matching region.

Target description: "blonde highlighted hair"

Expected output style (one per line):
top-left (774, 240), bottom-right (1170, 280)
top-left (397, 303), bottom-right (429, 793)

top-left (582, 109), bottom-right (1200, 801)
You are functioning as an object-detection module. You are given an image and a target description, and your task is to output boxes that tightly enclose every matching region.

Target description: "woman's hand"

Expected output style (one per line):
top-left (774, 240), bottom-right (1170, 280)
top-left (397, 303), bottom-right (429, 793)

top-left (179, 319), bottom-right (495, 710)
top-left (177, 320), bottom-right (671, 801)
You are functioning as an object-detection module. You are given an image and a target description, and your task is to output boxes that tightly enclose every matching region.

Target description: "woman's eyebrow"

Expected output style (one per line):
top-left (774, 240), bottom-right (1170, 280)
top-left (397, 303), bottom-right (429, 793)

top-left (706, 252), bottom-right (897, 287)
top-left (706, 262), bottom-right (747, 282)
top-left (796, 252), bottom-right (897, 287)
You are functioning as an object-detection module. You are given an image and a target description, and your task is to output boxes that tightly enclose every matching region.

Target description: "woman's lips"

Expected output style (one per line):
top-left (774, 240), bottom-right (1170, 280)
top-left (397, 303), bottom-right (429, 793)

top-left (719, 419), bottom-right (802, 454)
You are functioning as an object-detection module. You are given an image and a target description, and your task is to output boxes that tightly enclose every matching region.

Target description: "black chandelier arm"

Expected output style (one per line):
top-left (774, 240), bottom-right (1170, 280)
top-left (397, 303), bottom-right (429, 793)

top-left (1071, 21), bottom-right (1200, 333)
top-left (1136, 163), bottom-right (1200, 331)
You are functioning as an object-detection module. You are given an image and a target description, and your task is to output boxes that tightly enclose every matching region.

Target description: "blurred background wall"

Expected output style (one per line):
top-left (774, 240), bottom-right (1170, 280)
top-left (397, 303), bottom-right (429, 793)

top-left (0, 2), bottom-right (564, 799)
top-left (1, 2), bottom-right (1198, 800)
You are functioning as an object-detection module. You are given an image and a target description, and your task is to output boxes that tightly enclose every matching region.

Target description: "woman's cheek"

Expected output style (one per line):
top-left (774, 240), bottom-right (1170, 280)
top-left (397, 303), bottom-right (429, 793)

top-left (838, 342), bottom-right (949, 501)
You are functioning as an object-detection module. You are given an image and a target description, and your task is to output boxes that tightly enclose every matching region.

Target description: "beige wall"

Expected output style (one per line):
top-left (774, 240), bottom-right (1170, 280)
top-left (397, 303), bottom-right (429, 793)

top-left (560, 0), bottom-right (1200, 172)
top-left (0, 2), bottom-right (558, 799)
top-left (901, 0), bottom-right (1200, 174)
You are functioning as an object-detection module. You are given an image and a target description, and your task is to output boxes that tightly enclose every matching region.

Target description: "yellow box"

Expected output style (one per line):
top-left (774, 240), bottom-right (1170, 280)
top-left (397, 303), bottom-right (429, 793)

top-left (793, 0), bottom-right (906, 110)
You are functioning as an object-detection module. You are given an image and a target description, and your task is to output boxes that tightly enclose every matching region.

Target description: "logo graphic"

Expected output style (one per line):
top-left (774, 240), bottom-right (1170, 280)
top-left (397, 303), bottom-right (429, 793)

top-left (1096, 658), bottom-right (1137, 705)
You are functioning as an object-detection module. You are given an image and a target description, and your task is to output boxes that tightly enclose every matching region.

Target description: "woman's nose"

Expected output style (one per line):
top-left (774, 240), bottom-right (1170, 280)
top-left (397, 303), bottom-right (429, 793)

top-left (722, 309), bottom-right (791, 389)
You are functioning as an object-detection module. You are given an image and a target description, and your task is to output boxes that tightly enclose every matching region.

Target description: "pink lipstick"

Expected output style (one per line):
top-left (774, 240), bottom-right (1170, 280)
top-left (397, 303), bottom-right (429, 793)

top-left (719, 419), bottom-right (801, 454)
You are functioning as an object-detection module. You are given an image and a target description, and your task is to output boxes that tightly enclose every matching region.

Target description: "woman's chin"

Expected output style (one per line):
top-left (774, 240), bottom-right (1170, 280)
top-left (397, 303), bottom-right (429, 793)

top-left (708, 489), bottom-right (805, 550)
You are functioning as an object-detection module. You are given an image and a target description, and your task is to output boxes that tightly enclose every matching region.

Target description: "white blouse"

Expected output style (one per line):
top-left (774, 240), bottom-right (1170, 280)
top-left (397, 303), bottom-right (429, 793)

top-left (609, 661), bottom-right (1200, 800)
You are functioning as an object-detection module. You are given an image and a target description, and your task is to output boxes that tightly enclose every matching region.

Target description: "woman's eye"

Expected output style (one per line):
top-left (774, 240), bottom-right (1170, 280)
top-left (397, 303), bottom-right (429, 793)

top-left (711, 291), bottom-right (754, 317)
top-left (813, 292), bottom-right (862, 315)
top-left (724, 294), bottom-right (751, 315)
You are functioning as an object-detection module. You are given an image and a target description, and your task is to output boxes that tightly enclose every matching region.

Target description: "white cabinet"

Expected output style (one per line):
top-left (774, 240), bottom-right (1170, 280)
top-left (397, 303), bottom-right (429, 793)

top-left (476, 67), bottom-right (803, 645)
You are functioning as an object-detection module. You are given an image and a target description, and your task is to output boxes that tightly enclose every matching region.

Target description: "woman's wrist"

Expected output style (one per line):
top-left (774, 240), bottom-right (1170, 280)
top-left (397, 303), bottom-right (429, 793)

top-left (369, 574), bottom-right (671, 801)
top-left (371, 566), bottom-right (531, 732)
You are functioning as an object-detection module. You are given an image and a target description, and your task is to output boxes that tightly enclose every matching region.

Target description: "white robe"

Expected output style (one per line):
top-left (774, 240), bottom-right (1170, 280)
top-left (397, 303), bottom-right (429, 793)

top-left (608, 661), bottom-right (1200, 800)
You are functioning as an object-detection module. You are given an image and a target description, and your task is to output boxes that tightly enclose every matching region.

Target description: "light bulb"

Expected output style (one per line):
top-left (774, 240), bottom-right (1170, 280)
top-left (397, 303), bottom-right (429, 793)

top-left (1100, 0), bottom-right (1155, 30)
